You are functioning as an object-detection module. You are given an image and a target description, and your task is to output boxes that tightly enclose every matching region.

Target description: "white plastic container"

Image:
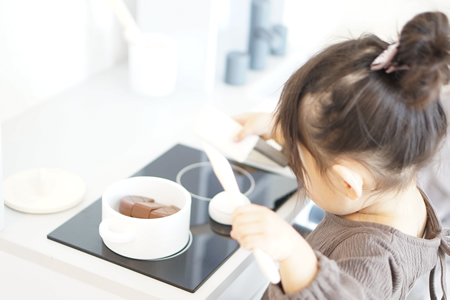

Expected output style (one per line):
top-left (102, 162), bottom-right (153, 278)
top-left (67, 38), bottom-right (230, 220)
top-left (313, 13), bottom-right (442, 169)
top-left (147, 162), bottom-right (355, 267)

top-left (128, 32), bottom-right (178, 97)
top-left (99, 176), bottom-right (191, 260)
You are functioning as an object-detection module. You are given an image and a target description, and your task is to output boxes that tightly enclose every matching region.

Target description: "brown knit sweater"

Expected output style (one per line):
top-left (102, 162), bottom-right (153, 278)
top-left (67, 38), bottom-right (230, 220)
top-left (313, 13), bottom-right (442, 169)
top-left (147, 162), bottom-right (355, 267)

top-left (263, 192), bottom-right (450, 299)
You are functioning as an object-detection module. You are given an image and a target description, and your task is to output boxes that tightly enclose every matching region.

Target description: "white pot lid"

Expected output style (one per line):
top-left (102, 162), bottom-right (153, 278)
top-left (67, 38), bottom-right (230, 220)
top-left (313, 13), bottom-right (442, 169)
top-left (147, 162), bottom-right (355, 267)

top-left (4, 168), bottom-right (86, 214)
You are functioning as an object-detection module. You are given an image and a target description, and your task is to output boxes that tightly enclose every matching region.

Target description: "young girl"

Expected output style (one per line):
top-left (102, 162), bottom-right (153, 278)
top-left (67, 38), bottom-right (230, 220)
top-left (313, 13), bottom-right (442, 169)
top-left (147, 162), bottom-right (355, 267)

top-left (231, 12), bottom-right (450, 299)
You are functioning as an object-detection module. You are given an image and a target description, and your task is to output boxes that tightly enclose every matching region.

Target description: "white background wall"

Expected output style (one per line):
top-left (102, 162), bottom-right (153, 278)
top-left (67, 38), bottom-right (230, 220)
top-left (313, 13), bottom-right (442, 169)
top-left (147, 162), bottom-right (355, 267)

top-left (283, 0), bottom-right (450, 56)
top-left (0, 0), bottom-right (135, 123)
top-left (0, 0), bottom-right (449, 123)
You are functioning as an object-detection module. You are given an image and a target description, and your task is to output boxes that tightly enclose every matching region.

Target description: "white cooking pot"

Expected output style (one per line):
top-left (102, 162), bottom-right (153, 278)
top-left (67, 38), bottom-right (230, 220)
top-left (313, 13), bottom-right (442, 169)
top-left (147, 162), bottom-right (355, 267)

top-left (99, 176), bottom-right (191, 260)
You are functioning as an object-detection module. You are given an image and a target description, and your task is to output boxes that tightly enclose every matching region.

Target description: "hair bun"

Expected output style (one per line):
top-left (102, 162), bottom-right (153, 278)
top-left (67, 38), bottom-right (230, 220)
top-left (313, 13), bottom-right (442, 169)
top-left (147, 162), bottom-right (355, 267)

top-left (396, 12), bottom-right (450, 107)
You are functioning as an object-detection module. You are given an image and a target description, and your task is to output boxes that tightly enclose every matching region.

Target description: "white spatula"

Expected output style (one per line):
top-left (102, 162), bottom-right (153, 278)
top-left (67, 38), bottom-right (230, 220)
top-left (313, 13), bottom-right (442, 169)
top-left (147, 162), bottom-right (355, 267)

top-left (193, 105), bottom-right (288, 167)
top-left (202, 142), bottom-right (281, 284)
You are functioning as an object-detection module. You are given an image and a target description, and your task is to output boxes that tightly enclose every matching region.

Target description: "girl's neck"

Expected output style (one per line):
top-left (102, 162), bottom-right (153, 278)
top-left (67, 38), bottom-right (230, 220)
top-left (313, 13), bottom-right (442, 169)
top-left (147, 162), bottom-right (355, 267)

top-left (342, 183), bottom-right (427, 238)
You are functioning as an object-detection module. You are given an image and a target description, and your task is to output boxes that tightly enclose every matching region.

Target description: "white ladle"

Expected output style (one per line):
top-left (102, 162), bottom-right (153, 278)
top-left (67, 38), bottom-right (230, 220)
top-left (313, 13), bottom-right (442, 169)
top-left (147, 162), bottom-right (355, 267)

top-left (202, 142), bottom-right (281, 284)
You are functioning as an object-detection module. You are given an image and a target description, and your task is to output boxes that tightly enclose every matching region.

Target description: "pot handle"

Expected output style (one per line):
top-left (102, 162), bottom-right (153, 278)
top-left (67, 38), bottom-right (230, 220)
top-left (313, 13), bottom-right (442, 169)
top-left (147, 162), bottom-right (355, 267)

top-left (99, 219), bottom-right (136, 244)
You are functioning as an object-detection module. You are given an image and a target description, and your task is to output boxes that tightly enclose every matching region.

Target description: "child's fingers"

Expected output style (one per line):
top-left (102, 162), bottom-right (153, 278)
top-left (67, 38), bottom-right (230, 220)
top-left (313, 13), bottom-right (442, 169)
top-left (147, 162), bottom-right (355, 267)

top-left (236, 233), bottom-right (265, 250)
top-left (234, 204), bottom-right (267, 214)
top-left (232, 113), bottom-right (272, 142)
top-left (232, 114), bottom-right (251, 142)
top-left (232, 205), bottom-right (270, 220)
top-left (234, 126), bottom-right (253, 142)
top-left (232, 217), bottom-right (262, 230)
top-left (231, 205), bottom-right (267, 225)
top-left (231, 222), bottom-right (264, 240)
top-left (232, 114), bottom-right (249, 124)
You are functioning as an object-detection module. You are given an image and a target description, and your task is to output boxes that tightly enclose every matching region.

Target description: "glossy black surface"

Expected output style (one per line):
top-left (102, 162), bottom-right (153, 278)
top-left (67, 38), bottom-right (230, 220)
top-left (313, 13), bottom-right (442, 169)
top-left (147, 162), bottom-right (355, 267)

top-left (47, 144), bottom-right (297, 293)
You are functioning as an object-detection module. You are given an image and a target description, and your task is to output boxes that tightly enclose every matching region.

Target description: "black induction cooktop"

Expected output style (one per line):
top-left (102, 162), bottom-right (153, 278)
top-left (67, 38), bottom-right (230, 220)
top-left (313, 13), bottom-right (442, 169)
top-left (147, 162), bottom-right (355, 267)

top-left (47, 144), bottom-right (298, 293)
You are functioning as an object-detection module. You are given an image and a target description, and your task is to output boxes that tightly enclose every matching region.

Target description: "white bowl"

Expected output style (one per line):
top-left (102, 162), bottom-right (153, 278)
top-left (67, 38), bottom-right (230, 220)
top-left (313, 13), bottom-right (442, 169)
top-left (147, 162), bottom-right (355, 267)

top-left (99, 176), bottom-right (191, 260)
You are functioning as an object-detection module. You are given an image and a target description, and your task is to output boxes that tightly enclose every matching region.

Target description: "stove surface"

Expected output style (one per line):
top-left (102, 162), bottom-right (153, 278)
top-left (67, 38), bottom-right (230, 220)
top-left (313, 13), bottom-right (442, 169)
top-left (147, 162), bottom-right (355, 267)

top-left (47, 144), bottom-right (297, 293)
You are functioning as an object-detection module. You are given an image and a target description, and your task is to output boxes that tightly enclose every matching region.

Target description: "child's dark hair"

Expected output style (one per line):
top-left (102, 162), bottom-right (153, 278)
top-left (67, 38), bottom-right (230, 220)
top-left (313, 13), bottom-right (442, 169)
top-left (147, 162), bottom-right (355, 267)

top-left (275, 12), bottom-right (450, 190)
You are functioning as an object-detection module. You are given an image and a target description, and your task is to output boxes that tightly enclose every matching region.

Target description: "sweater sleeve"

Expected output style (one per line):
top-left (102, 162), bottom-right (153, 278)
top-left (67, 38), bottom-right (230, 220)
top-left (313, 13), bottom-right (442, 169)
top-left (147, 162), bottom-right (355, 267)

top-left (262, 234), bottom-right (401, 300)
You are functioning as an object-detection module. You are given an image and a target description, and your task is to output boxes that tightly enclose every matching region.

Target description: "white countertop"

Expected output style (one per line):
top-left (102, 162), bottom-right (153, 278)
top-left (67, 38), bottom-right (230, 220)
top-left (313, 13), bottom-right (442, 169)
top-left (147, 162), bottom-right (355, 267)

top-left (0, 59), bottom-right (305, 299)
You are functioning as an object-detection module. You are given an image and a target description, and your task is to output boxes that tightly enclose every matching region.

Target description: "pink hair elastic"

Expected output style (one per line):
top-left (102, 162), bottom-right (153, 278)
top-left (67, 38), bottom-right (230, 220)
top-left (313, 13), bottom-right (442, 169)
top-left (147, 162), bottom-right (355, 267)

top-left (370, 41), bottom-right (409, 73)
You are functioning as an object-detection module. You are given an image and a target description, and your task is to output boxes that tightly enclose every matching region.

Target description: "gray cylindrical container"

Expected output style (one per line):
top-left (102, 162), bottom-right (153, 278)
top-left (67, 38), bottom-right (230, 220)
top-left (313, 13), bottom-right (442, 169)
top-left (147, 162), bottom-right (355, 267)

top-left (271, 24), bottom-right (288, 56)
top-left (225, 51), bottom-right (249, 85)
top-left (250, 32), bottom-right (270, 70)
top-left (249, 0), bottom-right (271, 70)
top-left (249, 0), bottom-right (271, 32)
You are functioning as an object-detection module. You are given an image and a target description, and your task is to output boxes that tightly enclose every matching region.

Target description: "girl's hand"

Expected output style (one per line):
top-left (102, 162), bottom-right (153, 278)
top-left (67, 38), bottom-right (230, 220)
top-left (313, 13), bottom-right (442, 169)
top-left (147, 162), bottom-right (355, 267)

top-left (232, 113), bottom-right (275, 142)
top-left (230, 204), bottom-right (301, 262)
top-left (231, 204), bottom-right (319, 294)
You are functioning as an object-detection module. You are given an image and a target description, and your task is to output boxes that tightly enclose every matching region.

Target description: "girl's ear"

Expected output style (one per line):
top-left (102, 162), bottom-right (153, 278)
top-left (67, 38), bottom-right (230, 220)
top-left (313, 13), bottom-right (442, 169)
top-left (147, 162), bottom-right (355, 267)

top-left (332, 165), bottom-right (363, 200)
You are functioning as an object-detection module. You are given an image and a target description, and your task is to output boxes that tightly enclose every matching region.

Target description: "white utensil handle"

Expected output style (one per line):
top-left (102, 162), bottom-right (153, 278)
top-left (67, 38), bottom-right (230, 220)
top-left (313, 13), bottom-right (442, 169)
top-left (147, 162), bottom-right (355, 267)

top-left (202, 142), bottom-right (246, 206)
top-left (253, 248), bottom-right (281, 284)
top-left (202, 142), bottom-right (281, 284)
top-left (193, 105), bottom-right (259, 163)
top-left (99, 219), bottom-right (136, 244)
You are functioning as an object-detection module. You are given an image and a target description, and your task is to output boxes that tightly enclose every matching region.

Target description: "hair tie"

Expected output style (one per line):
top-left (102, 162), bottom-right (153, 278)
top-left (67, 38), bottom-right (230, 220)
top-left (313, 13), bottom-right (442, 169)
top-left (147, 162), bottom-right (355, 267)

top-left (370, 41), bottom-right (409, 73)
